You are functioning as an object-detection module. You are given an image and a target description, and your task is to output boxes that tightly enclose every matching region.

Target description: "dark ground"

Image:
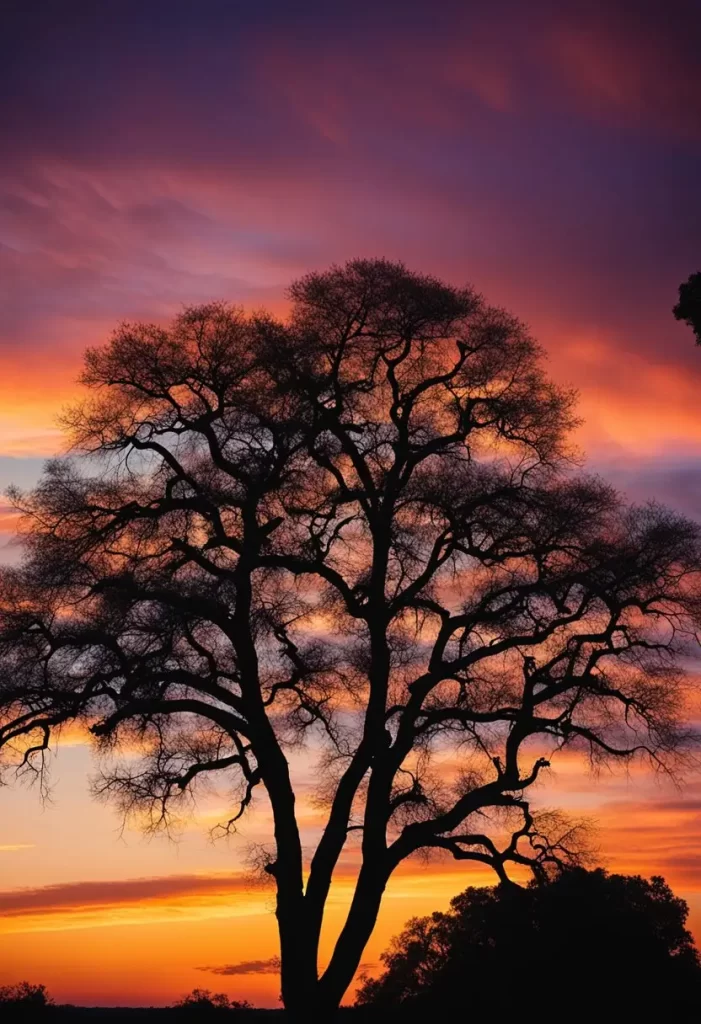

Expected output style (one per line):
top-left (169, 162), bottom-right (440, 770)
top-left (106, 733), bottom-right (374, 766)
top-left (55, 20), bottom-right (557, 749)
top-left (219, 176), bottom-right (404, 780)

top-left (1, 1009), bottom-right (394, 1022)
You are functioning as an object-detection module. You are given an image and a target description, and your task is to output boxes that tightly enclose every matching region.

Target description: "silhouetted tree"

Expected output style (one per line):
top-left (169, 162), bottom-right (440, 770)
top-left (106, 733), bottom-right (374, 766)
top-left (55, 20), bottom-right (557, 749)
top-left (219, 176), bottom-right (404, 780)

top-left (0, 981), bottom-right (52, 1019)
top-left (356, 869), bottom-right (701, 1015)
top-left (1, 260), bottom-right (701, 1020)
top-left (673, 271), bottom-right (701, 343)
top-left (174, 988), bottom-right (252, 1014)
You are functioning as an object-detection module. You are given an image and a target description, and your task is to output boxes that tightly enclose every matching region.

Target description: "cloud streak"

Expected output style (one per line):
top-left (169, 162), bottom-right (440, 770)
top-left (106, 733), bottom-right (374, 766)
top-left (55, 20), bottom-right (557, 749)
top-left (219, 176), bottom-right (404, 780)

top-left (0, 872), bottom-right (264, 915)
top-left (0, 872), bottom-right (274, 935)
top-left (199, 958), bottom-right (281, 976)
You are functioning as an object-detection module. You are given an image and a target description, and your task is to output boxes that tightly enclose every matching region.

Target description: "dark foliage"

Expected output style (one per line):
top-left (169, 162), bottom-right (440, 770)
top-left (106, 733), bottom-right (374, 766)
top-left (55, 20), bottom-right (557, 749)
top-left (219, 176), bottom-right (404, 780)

top-left (2, 260), bottom-right (701, 1018)
top-left (173, 989), bottom-right (252, 1013)
top-left (0, 987), bottom-right (263, 1021)
top-left (673, 271), bottom-right (701, 343)
top-left (0, 1003), bottom-right (276, 1023)
top-left (0, 982), bottom-right (52, 1021)
top-left (357, 868), bottom-right (701, 1014)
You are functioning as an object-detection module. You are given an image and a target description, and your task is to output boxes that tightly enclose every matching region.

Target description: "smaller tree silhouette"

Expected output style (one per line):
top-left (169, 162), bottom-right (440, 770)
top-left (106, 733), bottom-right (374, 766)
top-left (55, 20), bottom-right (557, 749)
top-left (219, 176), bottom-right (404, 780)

top-left (673, 271), bottom-right (701, 342)
top-left (0, 982), bottom-right (52, 1019)
top-left (357, 869), bottom-right (701, 1014)
top-left (173, 988), bottom-right (252, 1013)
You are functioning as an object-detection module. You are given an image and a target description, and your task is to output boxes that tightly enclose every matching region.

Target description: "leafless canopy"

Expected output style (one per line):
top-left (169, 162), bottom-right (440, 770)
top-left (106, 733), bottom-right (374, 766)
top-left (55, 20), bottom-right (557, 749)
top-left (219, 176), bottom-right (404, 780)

top-left (1, 260), bottom-right (700, 1017)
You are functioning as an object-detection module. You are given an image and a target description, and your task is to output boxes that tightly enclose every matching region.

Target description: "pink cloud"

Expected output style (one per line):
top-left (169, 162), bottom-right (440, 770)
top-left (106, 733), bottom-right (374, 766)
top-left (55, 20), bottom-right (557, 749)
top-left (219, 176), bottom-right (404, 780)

top-left (548, 14), bottom-right (701, 138)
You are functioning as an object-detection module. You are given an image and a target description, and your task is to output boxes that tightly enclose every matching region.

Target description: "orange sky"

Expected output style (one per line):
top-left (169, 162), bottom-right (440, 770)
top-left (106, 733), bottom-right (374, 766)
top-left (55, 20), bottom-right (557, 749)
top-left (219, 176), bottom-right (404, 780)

top-left (2, 741), bottom-right (701, 1006)
top-left (2, 0), bottom-right (701, 1008)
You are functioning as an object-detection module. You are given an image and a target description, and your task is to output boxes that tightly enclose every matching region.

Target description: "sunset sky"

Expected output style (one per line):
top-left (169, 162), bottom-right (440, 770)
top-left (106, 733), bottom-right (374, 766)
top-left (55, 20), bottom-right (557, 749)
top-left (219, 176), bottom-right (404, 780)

top-left (2, 0), bottom-right (701, 1008)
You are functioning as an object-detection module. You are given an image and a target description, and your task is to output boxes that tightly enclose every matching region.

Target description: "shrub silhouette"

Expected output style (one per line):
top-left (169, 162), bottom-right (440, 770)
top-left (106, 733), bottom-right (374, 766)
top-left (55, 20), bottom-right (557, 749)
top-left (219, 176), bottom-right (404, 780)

top-left (674, 270), bottom-right (701, 343)
top-left (357, 868), bottom-right (701, 1014)
top-left (173, 988), bottom-right (252, 1013)
top-left (0, 981), bottom-right (52, 1019)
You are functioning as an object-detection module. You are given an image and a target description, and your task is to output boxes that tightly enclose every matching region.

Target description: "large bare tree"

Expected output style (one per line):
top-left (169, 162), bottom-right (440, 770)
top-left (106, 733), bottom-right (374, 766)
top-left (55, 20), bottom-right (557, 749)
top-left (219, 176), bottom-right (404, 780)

top-left (1, 260), bottom-right (700, 1019)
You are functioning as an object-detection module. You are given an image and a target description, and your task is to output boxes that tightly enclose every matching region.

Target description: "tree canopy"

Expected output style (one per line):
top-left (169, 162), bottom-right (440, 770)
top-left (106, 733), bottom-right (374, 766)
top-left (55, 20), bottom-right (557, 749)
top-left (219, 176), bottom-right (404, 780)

top-left (357, 869), bottom-right (701, 1014)
top-left (1, 259), bottom-right (700, 1018)
top-left (674, 271), bottom-right (701, 343)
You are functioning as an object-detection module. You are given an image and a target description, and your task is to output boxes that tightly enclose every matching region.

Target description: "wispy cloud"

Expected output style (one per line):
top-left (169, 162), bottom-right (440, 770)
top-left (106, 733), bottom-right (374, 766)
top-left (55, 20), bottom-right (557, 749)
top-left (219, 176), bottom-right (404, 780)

top-left (0, 872), bottom-right (272, 935)
top-left (548, 12), bottom-right (701, 139)
top-left (199, 957), bottom-right (281, 976)
top-left (198, 955), bottom-right (378, 979)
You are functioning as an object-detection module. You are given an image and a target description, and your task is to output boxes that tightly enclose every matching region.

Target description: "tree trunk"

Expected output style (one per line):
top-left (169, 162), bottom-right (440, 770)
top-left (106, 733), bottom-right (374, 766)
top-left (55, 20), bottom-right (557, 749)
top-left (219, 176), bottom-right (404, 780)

top-left (275, 886), bottom-right (331, 1021)
top-left (317, 864), bottom-right (388, 1012)
top-left (284, 991), bottom-right (340, 1024)
top-left (278, 940), bottom-right (341, 1022)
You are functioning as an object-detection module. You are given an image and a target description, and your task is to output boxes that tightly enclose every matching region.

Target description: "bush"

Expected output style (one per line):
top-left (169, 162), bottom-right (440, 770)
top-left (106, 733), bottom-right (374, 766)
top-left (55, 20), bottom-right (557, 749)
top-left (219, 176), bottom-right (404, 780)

top-left (357, 868), bottom-right (701, 1014)
top-left (173, 988), bottom-right (252, 1013)
top-left (0, 981), bottom-right (52, 1017)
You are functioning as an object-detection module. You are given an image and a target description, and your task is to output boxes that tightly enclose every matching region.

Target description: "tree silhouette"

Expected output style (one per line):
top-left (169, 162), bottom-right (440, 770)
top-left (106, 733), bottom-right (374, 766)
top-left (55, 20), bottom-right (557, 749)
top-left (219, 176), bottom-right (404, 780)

top-left (673, 271), bottom-right (701, 343)
top-left (174, 988), bottom-right (252, 1014)
top-left (356, 869), bottom-right (701, 1015)
top-left (0, 981), bottom-right (52, 1021)
top-left (1, 260), bottom-right (700, 1019)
